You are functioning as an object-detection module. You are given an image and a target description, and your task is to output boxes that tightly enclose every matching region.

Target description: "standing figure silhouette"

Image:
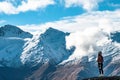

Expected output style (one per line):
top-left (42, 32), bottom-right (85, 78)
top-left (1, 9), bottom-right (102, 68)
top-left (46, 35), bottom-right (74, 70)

top-left (97, 51), bottom-right (104, 76)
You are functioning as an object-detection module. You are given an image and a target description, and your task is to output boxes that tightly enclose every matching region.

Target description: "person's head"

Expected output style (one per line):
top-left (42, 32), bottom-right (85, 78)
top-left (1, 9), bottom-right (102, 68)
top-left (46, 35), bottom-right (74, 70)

top-left (98, 51), bottom-right (102, 56)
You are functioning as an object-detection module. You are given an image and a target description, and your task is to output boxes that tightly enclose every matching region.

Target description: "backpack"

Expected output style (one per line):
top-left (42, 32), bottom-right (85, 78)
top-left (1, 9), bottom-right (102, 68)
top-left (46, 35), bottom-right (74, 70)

top-left (97, 55), bottom-right (103, 63)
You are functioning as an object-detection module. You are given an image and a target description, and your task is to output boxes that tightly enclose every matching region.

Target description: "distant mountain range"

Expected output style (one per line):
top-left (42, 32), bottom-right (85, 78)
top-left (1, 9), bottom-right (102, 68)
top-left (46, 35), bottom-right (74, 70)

top-left (0, 24), bottom-right (120, 80)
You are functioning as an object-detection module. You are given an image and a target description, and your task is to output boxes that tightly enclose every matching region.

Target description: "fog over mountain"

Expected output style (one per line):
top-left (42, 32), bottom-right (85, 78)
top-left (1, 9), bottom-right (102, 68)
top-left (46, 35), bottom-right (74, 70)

top-left (0, 24), bottom-right (120, 80)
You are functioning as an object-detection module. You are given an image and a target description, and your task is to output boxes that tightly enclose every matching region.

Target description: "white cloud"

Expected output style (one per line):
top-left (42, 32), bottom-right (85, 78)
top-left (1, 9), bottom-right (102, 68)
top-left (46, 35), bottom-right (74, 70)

top-left (22, 10), bottom-right (120, 34)
top-left (0, 20), bottom-right (6, 24)
top-left (19, 10), bottom-right (120, 61)
top-left (64, 0), bottom-right (103, 11)
top-left (19, 10), bottom-right (120, 34)
top-left (17, 0), bottom-right (55, 12)
top-left (109, 3), bottom-right (120, 8)
top-left (65, 27), bottom-right (106, 60)
top-left (0, 1), bottom-right (18, 14)
top-left (18, 24), bottom-right (43, 34)
top-left (0, 0), bottom-right (55, 14)
top-left (0, 0), bottom-right (104, 14)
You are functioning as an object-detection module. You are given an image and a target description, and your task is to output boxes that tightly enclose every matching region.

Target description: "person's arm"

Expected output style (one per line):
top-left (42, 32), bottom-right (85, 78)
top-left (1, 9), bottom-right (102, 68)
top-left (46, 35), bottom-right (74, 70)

top-left (101, 56), bottom-right (103, 62)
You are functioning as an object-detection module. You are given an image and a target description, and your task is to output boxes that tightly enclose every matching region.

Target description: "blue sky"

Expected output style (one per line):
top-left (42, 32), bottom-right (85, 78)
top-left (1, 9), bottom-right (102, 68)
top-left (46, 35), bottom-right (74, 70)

top-left (0, 0), bottom-right (120, 27)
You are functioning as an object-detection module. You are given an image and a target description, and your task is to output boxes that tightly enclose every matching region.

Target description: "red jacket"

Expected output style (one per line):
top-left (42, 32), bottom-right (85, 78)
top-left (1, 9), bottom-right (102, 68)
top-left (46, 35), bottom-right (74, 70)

top-left (97, 55), bottom-right (103, 63)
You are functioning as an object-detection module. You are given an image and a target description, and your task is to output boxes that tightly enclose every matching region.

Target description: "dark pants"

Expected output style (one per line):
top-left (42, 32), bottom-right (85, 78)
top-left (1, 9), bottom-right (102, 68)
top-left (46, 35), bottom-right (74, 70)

top-left (98, 63), bottom-right (103, 74)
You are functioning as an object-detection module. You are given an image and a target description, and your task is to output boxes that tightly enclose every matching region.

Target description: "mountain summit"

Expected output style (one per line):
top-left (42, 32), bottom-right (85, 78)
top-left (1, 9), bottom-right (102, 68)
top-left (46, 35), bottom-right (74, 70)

top-left (0, 24), bottom-right (32, 38)
top-left (20, 27), bottom-right (73, 67)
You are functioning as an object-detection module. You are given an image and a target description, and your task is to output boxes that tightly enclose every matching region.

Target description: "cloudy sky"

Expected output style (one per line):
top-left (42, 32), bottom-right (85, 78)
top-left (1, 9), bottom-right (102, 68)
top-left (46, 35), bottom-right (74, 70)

top-left (0, 0), bottom-right (120, 60)
top-left (0, 0), bottom-right (120, 33)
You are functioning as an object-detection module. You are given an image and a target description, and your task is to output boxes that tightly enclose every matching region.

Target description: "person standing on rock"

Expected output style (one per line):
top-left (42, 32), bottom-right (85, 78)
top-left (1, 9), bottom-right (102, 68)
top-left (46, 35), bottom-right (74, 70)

top-left (97, 51), bottom-right (104, 76)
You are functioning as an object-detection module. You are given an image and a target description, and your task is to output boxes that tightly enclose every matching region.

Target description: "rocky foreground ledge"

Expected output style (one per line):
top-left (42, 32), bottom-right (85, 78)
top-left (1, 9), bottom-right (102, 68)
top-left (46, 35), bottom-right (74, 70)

top-left (83, 76), bottom-right (120, 80)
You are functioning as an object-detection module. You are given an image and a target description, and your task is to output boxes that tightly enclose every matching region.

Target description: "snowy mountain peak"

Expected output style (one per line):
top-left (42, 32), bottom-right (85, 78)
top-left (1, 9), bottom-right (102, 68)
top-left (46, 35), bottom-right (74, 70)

top-left (0, 24), bottom-right (33, 38)
top-left (20, 27), bottom-right (73, 67)
top-left (40, 27), bottom-right (66, 43)
top-left (42, 27), bottom-right (65, 36)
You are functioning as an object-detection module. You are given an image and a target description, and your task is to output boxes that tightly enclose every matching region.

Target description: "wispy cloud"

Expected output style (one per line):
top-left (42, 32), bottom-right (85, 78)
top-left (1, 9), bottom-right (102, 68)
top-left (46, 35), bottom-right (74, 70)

top-left (109, 3), bottom-right (120, 8)
top-left (62, 10), bottom-right (120, 62)
top-left (1, 0), bottom-right (119, 14)
top-left (62, 0), bottom-right (103, 11)
top-left (20, 10), bottom-right (120, 34)
top-left (0, 0), bottom-right (55, 14)
top-left (0, 1), bottom-right (18, 14)
top-left (0, 0), bottom-right (106, 15)
top-left (18, 10), bottom-right (120, 61)
top-left (17, 0), bottom-right (55, 12)
top-left (0, 20), bottom-right (6, 24)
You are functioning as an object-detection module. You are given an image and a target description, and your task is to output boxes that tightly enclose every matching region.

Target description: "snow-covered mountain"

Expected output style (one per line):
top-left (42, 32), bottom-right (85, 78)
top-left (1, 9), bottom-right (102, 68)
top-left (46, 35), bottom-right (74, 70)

top-left (0, 25), bottom-right (73, 67)
top-left (0, 25), bottom-right (33, 67)
top-left (0, 24), bottom-right (33, 38)
top-left (20, 27), bottom-right (73, 67)
top-left (0, 24), bottom-right (120, 80)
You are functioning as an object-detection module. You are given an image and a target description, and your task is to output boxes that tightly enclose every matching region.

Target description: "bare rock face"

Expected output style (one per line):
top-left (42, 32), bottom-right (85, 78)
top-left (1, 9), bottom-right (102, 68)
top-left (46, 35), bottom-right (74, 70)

top-left (25, 64), bottom-right (82, 80)
top-left (24, 62), bottom-right (96, 80)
